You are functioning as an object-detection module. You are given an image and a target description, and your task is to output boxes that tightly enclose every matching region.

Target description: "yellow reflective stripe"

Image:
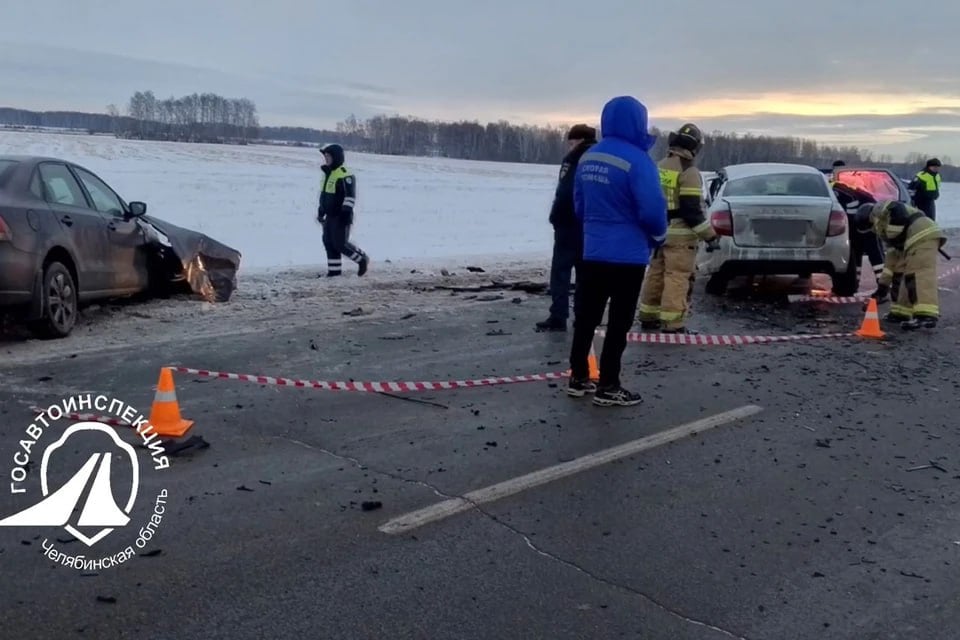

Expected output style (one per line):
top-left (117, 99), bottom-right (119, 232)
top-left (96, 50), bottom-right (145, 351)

top-left (693, 221), bottom-right (712, 234)
top-left (914, 303), bottom-right (939, 316)
top-left (678, 187), bottom-right (702, 196)
top-left (666, 226), bottom-right (697, 237)
top-left (322, 167), bottom-right (349, 193)
top-left (882, 268), bottom-right (894, 277)
top-left (660, 168), bottom-right (680, 210)
top-left (890, 304), bottom-right (913, 317)
top-left (904, 225), bottom-right (940, 251)
top-left (638, 304), bottom-right (660, 317)
top-left (660, 311), bottom-right (683, 321)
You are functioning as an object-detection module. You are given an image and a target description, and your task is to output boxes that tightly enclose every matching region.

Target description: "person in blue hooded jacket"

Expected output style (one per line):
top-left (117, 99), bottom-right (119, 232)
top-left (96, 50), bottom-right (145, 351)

top-left (566, 96), bottom-right (667, 407)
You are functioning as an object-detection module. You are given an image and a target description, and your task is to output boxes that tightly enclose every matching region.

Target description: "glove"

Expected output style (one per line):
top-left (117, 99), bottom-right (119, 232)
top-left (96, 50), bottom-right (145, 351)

top-left (705, 237), bottom-right (721, 253)
top-left (316, 206), bottom-right (325, 224)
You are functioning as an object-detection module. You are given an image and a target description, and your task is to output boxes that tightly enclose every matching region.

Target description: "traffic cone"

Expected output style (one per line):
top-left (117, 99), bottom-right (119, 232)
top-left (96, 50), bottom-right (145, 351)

top-left (565, 343), bottom-right (600, 382)
top-left (587, 343), bottom-right (600, 382)
top-left (148, 367), bottom-right (194, 438)
top-left (855, 298), bottom-right (885, 339)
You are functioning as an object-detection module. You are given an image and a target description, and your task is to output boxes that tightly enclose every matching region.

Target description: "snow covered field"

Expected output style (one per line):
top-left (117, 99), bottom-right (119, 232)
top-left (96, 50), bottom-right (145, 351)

top-left (0, 131), bottom-right (560, 272)
top-left (3, 130), bottom-right (959, 274)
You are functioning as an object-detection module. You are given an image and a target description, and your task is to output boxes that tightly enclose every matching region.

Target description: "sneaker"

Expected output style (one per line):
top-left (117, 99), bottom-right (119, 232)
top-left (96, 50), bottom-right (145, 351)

top-left (535, 317), bottom-right (566, 332)
top-left (593, 386), bottom-right (643, 407)
top-left (639, 320), bottom-right (661, 331)
top-left (566, 377), bottom-right (597, 397)
top-left (358, 256), bottom-right (369, 277)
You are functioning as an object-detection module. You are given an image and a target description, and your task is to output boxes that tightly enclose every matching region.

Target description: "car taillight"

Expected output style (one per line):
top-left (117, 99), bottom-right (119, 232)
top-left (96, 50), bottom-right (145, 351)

top-left (711, 210), bottom-right (733, 236)
top-left (827, 209), bottom-right (847, 237)
top-left (0, 215), bottom-right (11, 242)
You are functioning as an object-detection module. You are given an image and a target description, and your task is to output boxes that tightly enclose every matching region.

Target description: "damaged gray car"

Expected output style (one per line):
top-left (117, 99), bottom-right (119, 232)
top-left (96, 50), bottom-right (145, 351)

top-left (0, 155), bottom-right (241, 338)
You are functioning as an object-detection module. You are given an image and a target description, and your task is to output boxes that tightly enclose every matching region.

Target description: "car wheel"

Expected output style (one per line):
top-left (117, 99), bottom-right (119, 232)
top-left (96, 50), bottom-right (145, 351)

top-left (31, 261), bottom-right (78, 339)
top-left (705, 274), bottom-right (728, 296)
top-left (831, 263), bottom-right (859, 297)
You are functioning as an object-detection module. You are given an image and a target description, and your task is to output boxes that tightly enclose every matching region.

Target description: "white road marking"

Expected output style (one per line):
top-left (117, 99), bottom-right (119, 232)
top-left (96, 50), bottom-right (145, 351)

top-left (378, 404), bottom-right (763, 535)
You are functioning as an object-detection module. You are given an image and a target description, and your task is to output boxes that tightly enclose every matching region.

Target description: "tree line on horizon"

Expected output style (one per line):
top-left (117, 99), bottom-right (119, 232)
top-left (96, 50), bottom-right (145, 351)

top-left (0, 99), bottom-right (956, 180)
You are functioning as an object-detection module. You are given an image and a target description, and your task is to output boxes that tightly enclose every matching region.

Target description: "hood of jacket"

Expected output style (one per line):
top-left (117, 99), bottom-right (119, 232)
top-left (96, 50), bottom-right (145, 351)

top-left (322, 144), bottom-right (345, 172)
top-left (600, 96), bottom-right (656, 151)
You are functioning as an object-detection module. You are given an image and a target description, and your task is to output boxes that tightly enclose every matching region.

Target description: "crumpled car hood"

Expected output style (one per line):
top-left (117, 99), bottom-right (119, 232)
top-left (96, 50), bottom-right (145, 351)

top-left (137, 216), bottom-right (242, 303)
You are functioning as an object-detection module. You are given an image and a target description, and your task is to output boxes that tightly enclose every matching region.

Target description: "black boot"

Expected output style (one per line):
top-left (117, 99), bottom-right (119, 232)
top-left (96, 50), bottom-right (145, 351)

top-left (358, 256), bottom-right (369, 277)
top-left (639, 320), bottom-right (661, 331)
top-left (535, 317), bottom-right (566, 332)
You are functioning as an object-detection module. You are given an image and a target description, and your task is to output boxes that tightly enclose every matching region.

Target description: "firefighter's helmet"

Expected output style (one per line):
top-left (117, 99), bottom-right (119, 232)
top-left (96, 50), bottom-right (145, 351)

top-left (668, 123), bottom-right (704, 156)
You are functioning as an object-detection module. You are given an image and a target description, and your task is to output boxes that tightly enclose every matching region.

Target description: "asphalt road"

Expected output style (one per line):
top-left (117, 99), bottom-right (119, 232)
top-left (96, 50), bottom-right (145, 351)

top-left (1, 268), bottom-right (960, 640)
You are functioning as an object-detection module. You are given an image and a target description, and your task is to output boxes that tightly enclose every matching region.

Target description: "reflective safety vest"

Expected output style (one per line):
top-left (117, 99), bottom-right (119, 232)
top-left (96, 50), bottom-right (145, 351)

top-left (657, 155), bottom-right (713, 240)
top-left (913, 170), bottom-right (941, 199)
top-left (319, 166), bottom-right (356, 214)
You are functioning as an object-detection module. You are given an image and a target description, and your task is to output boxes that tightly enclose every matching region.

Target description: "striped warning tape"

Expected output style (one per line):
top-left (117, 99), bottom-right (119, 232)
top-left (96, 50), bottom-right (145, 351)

top-left (939, 264), bottom-right (960, 280)
top-left (622, 331), bottom-right (855, 345)
top-left (593, 329), bottom-right (854, 345)
top-left (788, 293), bottom-right (870, 304)
top-left (169, 366), bottom-right (569, 392)
top-left (29, 407), bottom-right (131, 427)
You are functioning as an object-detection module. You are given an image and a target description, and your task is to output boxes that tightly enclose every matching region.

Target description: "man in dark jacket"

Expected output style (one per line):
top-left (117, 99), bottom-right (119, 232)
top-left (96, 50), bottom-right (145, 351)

top-left (567, 96), bottom-right (667, 407)
top-left (909, 158), bottom-right (942, 220)
top-left (536, 124), bottom-right (597, 332)
top-left (318, 143), bottom-right (370, 277)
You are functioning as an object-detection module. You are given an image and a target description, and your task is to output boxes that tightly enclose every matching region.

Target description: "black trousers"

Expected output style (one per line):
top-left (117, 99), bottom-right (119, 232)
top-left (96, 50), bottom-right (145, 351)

top-left (549, 224), bottom-right (583, 321)
top-left (322, 215), bottom-right (366, 274)
top-left (569, 260), bottom-right (646, 388)
top-left (914, 199), bottom-right (936, 221)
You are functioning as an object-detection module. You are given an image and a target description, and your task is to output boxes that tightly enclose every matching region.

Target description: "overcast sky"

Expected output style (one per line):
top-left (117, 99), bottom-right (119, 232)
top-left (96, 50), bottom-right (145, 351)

top-left (1, 0), bottom-right (958, 160)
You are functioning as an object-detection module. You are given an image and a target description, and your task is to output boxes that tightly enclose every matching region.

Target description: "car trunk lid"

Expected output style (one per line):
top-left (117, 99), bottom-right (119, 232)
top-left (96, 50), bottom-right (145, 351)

top-left (725, 196), bottom-right (835, 249)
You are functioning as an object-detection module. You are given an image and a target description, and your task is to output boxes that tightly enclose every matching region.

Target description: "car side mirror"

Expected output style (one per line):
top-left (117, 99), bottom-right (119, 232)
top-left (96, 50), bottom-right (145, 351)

top-left (127, 201), bottom-right (147, 217)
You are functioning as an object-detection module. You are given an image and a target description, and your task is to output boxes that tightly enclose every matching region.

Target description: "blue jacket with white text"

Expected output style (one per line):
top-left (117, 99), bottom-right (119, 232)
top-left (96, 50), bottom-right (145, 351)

top-left (574, 96), bottom-right (667, 265)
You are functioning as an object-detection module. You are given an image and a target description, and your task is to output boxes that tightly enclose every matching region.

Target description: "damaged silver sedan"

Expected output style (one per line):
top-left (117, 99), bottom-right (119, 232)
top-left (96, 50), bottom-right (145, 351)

top-left (0, 155), bottom-right (241, 338)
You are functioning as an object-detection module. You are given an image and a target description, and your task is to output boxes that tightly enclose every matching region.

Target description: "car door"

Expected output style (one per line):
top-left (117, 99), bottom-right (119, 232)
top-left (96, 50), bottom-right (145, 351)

top-left (70, 165), bottom-right (150, 293)
top-left (36, 162), bottom-right (111, 296)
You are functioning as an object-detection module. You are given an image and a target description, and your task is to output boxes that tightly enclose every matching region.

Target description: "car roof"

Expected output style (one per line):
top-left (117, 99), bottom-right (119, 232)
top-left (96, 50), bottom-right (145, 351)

top-left (721, 163), bottom-right (824, 179)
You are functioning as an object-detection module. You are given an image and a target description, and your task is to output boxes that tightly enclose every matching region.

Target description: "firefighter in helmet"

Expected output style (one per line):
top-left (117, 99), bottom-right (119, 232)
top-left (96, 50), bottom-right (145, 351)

top-left (855, 200), bottom-right (946, 329)
top-left (638, 123), bottom-right (719, 333)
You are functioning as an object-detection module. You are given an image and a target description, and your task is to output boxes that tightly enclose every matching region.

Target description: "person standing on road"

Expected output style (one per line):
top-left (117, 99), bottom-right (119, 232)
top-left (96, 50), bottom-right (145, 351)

top-left (536, 124), bottom-right (598, 332)
top-left (317, 143), bottom-right (370, 277)
top-left (856, 200), bottom-right (947, 329)
top-left (909, 158), bottom-right (942, 220)
top-left (637, 123), bottom-right (719, 333)
top-left (567, 96), bottom-right (667, 407)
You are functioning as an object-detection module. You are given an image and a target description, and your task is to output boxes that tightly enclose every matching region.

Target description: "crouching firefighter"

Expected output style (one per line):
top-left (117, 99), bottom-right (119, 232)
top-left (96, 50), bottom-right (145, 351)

top-left (317, 144), bottom-right (370, 277)
top-left (638, 123), bottom-right (719, 333)
top-left (855, 200), bottom-right (947, 329)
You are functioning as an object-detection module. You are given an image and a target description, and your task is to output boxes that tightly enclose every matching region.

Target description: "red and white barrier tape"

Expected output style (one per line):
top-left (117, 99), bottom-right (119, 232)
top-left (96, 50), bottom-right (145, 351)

top-left (596, 330), bottom-right (855, 345)
top-left (170, 366), bottom-right (568, 392)
top-left (788, 293), bottom-right (869, 304)
top-left (29, 408), bottom-right (131, 428)
top-left (940, 264), bottom-right (960, 280)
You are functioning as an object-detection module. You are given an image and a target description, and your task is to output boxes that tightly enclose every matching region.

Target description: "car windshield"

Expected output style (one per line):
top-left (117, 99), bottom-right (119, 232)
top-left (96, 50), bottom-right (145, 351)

top-left (834, 170), bottom-right (900, 201)
top-left (723, 172), bottom-right (829, 198)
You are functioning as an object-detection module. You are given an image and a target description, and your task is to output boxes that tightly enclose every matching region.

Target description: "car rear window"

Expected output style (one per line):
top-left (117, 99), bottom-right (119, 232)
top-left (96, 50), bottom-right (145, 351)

top-left (723, 172), bottom-right (830, 198)
top-left (835, 170), bottom-right (900, 201)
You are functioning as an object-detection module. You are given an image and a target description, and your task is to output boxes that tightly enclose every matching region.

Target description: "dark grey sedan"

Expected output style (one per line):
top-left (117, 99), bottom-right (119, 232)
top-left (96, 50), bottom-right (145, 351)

top-left (0, 155), bottom-right (240, 338)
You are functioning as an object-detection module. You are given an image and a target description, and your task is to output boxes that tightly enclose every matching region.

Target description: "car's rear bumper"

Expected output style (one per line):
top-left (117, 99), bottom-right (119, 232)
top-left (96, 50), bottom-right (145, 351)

top-left (697, 238), bottom-right (850, 276)
top-left (0, 244), bottom-right (38, 306)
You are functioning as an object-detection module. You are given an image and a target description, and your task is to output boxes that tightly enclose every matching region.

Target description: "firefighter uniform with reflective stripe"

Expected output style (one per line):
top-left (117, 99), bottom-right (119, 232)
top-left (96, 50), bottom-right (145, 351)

top-left (909, 168), bottom-right (941, 220)
top-left (638, 150), bottom-right (716, 331)
top-left (870, 200), bottom-right (946, 324)
top-left (318, 144), bottom-right (369, 276)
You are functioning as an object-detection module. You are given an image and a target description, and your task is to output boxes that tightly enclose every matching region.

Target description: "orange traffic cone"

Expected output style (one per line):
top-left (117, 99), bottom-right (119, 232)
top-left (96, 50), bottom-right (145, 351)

top-left (855, 298), bottom-right (885, 339)
top-left (148, 367), bottom-right (194, 438)
top-left (565, 343), bottom-right (600, 382)
top-left (587, 343), bottom-right (600, 382)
